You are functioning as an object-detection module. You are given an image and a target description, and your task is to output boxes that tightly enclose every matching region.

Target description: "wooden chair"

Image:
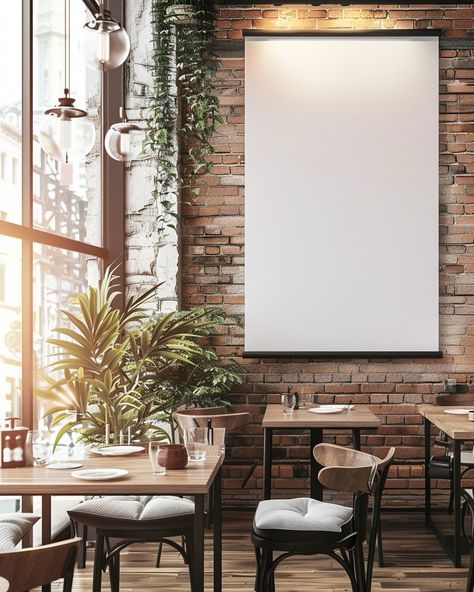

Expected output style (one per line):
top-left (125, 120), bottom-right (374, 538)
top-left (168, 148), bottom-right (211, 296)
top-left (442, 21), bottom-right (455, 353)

top-left (174, 407), bottom-right (250, 526)
top-left (68, 496), bottom-right (196, 592)
top-left (0, 537), bottom-right (81, 592)
top-left (429, 431), bottom-right (474, 514)
top-left (174, 407), bottom-right (251, 432)
top-left (252, 443), bottom-right (395, 592)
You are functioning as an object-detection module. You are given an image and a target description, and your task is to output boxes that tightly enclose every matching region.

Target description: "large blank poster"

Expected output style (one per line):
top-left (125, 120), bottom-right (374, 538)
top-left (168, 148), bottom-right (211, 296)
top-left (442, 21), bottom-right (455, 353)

top-left (245, 34), bottom-right (439, 356)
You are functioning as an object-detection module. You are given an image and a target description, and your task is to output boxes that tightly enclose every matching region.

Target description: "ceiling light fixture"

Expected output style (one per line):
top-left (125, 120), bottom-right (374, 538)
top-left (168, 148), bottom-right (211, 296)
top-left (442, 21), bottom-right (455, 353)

top-left (80, 0), bottom-right (130, 71)
top-left (105, 108), bottom-right (143, 162)
top-left (39, 0), bottom-right (95, 186)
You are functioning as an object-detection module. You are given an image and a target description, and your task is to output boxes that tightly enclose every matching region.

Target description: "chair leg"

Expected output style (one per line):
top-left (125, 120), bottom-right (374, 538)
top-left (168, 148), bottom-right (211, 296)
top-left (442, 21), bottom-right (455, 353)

top-left (449, 484), bottom-right (454, 515)
top-left (155, 542), bottom-right (163, 568)
top-left (467, 540), bottom-right (474, 592)
top-left (254, 546), bottom-right (262, 592)
top-left (77, 524), bottom-right (88, 569)
top-left (63, 568), bottom-right (74, 592)
top-left (377, 516), bottom-right (384, 568)
top-left (108, 551), bottom-right (120, 592)
top-left (92, 535), bottom-right (105, 592)
top-left (354, 539), bottom-right (366, 592)
top-left (260, 549), bottom-right (274, 592)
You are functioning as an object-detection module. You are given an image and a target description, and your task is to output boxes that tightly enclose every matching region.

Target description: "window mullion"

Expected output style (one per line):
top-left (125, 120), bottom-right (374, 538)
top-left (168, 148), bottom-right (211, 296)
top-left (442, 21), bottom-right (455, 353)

top-left (21, 0), bottom-right (33, 427)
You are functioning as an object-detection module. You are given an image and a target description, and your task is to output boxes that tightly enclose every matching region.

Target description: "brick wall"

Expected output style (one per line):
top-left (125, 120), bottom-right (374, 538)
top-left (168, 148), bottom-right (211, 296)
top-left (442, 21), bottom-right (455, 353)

top-left (179, 4), bottom-right (474, 508)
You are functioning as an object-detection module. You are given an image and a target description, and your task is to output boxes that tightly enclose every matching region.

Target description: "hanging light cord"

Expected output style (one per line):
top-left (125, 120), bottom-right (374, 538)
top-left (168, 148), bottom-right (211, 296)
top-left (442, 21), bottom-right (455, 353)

top-left (62, 0), bottom-right (72, 92)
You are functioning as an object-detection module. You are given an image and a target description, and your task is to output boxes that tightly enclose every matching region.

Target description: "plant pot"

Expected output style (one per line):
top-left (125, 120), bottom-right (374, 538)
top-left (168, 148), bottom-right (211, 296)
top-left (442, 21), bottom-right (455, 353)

top-left (157, 444), bottom-right (188, 469)
top-left (165, 4), bottom-right (197, 25)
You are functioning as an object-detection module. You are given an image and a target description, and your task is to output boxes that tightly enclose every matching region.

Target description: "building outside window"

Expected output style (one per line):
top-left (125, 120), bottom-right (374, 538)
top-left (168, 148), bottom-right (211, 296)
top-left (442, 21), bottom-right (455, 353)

top-left (0, 0), bottom-right (108, 428)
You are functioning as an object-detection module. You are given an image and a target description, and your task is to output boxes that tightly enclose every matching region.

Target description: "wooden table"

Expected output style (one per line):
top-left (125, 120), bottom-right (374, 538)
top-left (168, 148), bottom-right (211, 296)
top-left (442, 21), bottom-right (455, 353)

top-left (262, 404), bottom-right (380, 499)
top-left (0, 453), bottom-right (223, 592)
top-left (420, 404), bottom-right (474, 567)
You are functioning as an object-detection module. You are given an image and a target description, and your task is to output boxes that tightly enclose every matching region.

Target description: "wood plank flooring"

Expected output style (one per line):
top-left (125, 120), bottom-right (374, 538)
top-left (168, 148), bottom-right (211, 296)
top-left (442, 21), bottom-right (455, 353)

top-left (66, 511), bottom-right (471, 592)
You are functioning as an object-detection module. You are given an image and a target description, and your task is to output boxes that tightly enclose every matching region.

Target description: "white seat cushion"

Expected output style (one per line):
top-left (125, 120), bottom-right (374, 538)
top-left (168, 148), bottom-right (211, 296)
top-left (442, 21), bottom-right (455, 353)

top-left (69, 496), bottom-right (194, 523)
top-left (0, 513), bottom-right (39, 551)
top-left (254, 498), bottom-right (353, 533)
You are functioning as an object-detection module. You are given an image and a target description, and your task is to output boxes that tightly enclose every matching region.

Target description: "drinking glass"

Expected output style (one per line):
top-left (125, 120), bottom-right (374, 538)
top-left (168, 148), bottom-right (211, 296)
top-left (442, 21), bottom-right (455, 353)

top-left (149, 442), bottom-right (166, 475)
top-left (184, 428), bottom-right (209, 462)
top-left (281, 392), bottom-right (296, 415)
top-left (299, 393), bottom-right (314, 409)
top-left (31, 430), bottom-right (51, 466)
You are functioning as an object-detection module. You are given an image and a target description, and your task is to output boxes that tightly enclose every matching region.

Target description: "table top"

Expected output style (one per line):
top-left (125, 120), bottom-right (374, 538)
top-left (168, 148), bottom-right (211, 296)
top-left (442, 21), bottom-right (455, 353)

top-left (0, 453), bottom-right (224, 496)
top-left (262, 404), bottom-right (380, 429)
top-left (419, 405), bottom-right (474, 440)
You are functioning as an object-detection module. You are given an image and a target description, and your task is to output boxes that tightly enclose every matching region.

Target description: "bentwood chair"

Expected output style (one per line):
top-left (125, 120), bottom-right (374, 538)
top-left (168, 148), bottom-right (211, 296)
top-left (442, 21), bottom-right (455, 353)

top-left (174, 406), bottom-right (251, 433)
top-left (68, 496), bottom-right (196, 592)
top-left (429, 431), bottom-right (474, 513)
top-left (460, 488), bottom-right (474, 592)
top-left (251, 443), bottom-right (395, 592)
top-left (0, 537), bottom-right (81, 592)
top-left (174, 407), bottom-right (250, 526)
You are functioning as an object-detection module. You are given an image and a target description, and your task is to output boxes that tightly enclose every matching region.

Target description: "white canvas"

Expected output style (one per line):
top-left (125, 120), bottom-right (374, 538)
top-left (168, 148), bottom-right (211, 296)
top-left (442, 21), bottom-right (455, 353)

top-left (245, 34), bottom-right (439, 354)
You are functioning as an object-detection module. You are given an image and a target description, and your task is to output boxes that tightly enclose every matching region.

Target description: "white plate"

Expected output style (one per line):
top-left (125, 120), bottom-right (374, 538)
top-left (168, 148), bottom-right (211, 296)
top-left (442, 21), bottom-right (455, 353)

top-left (89, 445), bottom-right (144, 456)
top-left (308, 405), bottom-right (353, 414)
top-left (48, 462), bottom-right (83, 470)
top-left (71, 468), bottom-right (129, 481)
top-left (444, 409), bottom-right (470, 415)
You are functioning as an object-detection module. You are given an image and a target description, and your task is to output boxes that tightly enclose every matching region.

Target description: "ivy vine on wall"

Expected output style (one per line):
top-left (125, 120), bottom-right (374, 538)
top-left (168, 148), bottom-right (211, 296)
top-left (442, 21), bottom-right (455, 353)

top-left (144, 0), bottom-right (221, 237)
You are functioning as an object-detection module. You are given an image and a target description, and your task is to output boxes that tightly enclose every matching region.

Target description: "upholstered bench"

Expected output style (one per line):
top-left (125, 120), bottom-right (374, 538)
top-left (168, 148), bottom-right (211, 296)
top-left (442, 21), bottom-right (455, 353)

top-left (68, 495), bottom-right (196, 592)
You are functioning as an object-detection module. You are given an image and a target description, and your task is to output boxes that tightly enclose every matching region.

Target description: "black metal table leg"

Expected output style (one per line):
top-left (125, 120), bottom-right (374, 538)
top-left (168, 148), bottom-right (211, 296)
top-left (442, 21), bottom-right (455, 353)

top-left (42, 494), bottom-right (52, 592)
top-left (263, 428), bottom-right (273, 500)
top-left (213, 467), bottom-right (222, 592)
top-left (424, 417), bottom-right (431, 524)
top-left (352, 428), bottom-right (361, 450)
top-left (310, 428), bottom-right (323, 500)
top-left (193, 494), bottom-right (205, 592)
top-left (453, 439), bottom-right (462, 567)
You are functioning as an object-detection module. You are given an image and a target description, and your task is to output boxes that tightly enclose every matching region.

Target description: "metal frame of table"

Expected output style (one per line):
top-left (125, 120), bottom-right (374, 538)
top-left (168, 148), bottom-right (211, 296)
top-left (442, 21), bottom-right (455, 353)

top-left (1, 455), bottom-right (223, 592)
top-left (262, 404), bottom-right (381, 500)
top-left (420, 405), bottom-right (474, 567)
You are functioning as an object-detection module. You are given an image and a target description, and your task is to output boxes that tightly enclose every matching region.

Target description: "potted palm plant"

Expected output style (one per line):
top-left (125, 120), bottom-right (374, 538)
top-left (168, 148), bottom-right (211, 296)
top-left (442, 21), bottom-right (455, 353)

top-left (38, 267), bottom-right (215, 449)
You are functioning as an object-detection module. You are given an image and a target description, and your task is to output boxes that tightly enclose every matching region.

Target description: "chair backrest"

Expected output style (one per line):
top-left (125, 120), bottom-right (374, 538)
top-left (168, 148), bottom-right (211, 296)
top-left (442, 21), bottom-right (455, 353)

top-left (0, 537), bottom-right (81, 592)
top-left (314, 443), bottom-right (395, 495)
top-left (174, 409), bottom-right (251, 432)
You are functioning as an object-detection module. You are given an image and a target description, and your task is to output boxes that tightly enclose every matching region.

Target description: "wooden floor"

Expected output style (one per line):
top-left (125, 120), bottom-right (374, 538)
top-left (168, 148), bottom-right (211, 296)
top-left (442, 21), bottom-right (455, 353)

top-left (66, 511), bottom-right (471, 592)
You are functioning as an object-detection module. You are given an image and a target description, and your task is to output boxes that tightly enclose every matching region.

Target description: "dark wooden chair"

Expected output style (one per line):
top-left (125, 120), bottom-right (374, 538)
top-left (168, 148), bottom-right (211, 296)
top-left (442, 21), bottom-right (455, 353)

top-left (174, 406), bottom-right (251, 433)
top-left (460, 488), bottom-right (474, 592)
top-left (251, 443), bottom-right (395, 592)
top-left (174, 406), bottom-right (251, 527)
top-left (429, 431), bottom-right (474, 514)
top-left (68, 496), bottom-right (196, 592)
top-left (0, 537), bottom-right (81, 592)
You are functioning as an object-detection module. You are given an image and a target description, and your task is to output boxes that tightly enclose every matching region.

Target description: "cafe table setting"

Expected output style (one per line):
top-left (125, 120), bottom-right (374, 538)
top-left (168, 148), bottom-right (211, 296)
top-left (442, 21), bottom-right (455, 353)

top-left (0, 430), bottom-right (224, 592)
top-left (263, 393), bottom-right (381, 500)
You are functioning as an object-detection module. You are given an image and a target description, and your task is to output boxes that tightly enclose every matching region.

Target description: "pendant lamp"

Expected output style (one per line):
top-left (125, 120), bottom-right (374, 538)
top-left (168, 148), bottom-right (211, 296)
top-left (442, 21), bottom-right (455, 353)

top-left (38, 0), bottom-right (95, 186)
top-left (80, 2), bottom-right (130, 71)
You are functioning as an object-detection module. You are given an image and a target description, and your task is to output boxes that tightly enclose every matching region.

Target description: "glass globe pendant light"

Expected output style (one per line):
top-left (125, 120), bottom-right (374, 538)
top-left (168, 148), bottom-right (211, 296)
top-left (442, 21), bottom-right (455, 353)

top-left (105, 108), bottom-right (143, 162)
top-left (80, 2), bottom-right (130, 71)
top-left (38, 0), bottom-right (95, 186)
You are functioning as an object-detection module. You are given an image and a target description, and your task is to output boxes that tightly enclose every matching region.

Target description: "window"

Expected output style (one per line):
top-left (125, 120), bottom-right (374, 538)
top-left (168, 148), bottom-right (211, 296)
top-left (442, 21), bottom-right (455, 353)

top-left (0, 0), bottom-right (124, 428)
